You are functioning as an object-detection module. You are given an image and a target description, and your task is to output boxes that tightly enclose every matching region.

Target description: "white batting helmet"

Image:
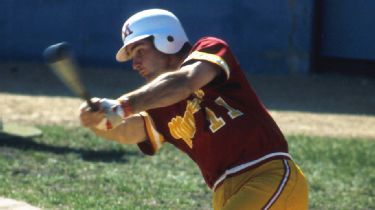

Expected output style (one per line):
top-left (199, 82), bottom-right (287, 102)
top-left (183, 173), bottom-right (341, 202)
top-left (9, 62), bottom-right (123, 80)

top-left (116, 9), bottom-right (189, 62)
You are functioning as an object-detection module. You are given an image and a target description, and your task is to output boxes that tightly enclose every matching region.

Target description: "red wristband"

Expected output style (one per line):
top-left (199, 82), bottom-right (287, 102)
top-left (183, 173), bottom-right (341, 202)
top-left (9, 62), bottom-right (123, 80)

top-left (119, 98), bottom-right (133, 118)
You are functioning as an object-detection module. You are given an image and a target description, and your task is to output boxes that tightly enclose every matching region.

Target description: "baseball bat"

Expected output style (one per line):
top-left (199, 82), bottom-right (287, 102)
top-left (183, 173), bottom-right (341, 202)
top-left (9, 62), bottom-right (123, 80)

top-left (43, 42), bottom-right (98, 111)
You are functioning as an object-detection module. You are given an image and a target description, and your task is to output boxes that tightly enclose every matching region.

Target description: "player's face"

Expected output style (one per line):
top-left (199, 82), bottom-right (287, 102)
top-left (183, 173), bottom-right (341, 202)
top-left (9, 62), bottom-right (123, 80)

top-left (127, 39), bottom-right (170, 82)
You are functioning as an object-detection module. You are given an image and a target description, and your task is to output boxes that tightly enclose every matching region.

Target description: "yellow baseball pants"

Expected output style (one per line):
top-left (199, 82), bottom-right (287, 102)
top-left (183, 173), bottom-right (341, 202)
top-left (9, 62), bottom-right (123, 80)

top-left (213, 159), bottom-right (308, 210)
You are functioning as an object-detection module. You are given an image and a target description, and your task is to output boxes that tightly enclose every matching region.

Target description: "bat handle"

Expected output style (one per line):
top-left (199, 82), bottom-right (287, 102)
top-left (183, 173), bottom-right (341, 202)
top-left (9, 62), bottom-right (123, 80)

top-left (82, 93), bottom-right (99, 112)
top-left (87, 99), bottom-right (99, 112)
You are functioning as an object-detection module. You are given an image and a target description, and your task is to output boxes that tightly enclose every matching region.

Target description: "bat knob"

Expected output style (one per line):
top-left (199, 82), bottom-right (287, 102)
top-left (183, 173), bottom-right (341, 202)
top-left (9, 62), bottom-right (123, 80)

top-left (43, 42), bottom-right (72, 63)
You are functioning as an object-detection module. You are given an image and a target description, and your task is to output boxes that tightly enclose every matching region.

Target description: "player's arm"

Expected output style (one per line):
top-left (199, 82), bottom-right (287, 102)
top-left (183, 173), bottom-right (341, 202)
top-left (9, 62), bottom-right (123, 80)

top-left (118, 61), bottom-right (221, 113)
top-left (79, 60), bottom-right (221, 143)
top-left (79, 107), bottom-right (146, 144)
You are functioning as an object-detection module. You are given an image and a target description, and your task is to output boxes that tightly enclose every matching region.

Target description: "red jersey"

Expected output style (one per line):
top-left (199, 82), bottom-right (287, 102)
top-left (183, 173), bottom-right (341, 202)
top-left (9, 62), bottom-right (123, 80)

top-left (138, 37), bottom-right (290, 189)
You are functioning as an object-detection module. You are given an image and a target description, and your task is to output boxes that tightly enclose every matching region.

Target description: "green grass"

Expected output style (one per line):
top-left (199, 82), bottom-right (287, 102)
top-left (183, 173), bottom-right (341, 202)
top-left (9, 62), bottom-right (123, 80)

top-left (1, 126), bottom-right (375, 210)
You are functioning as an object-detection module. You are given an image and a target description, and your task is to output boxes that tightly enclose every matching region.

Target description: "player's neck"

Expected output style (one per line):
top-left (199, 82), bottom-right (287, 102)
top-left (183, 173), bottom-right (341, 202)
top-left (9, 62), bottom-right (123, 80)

top-left (164, 52), bottom-right (188, 71)
top-left (174, 51), bottom-right (190, 70)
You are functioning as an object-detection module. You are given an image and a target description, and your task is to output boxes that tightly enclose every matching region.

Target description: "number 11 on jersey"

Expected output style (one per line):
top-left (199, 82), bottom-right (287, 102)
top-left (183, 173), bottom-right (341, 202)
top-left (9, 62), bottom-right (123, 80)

top-left (206, 97), bottom-right (243, 133)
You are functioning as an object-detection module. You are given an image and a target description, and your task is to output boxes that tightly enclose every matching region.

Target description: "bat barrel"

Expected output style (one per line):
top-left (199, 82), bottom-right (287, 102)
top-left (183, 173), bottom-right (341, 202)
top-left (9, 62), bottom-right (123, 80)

top-left (43, 42), bottom-right (72, 63)
top-left (43, 42), bottom-right (99, 112)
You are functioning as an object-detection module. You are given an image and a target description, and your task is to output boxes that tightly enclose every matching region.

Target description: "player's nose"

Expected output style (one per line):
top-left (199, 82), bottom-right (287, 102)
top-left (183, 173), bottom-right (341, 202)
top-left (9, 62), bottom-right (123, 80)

top-left (132, 58), bottom-right (142, 71)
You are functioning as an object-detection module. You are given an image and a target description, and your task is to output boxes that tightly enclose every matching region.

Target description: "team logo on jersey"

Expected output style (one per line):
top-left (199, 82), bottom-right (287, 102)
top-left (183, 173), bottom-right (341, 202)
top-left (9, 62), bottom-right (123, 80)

top-left (168, 90), bottom-right (204, 148)
top-left (168, 89), bottom-right (244, 149)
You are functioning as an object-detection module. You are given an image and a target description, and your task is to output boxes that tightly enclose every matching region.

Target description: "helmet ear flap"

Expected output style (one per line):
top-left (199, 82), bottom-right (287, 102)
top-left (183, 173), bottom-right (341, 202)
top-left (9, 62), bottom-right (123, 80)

top-left (153, 33), bottom-right (186, 55)
top-left (167, 35), bottom-right (174, 42)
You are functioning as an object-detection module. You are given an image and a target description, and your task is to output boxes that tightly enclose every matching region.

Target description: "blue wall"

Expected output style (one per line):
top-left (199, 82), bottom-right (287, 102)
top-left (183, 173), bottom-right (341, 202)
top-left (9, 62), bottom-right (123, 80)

top-left (320, 0), bottom-right (375, 60)
top-left (0, 0), bottom-right (314, 74)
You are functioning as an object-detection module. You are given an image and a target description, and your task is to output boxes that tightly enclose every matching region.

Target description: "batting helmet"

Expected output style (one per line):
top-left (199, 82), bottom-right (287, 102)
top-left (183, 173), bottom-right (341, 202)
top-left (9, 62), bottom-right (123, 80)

top-left (116, 9), bottom-right (189, 62)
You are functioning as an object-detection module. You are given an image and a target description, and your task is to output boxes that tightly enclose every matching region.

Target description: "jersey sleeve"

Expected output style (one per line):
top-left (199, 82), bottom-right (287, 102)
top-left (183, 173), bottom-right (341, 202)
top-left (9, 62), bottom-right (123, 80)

top-left (182, 37), bottom-right (237, 80)
top-left (137, 111), bottom-right (165, 156)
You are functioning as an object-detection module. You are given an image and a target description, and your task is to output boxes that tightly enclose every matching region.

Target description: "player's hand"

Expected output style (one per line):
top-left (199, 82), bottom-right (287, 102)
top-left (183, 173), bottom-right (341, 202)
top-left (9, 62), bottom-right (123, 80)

top-left (99, 98), bottom-right (125, 118)
top-left (79, 97), bottom-right (104, 128)
top-left (79, 97), bottom-right (132, 131)
top-left (96, 98), bottom-right (125, 130)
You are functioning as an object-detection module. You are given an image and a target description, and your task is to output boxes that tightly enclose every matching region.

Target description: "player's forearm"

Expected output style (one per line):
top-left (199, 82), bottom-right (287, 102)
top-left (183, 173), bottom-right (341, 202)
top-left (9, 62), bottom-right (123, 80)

top-left (91, 116), bottom-right (147, 145)
top-left (117, 61), bottom-right (219, 114)
top-left (120, 70), bottom-right (193, 113)
top-left (90, 127), bottom-right (132, 144)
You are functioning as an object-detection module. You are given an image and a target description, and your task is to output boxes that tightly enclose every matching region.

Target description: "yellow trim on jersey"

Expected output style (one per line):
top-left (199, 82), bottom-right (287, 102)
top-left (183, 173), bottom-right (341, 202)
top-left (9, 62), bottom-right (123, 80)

top-left (139, 112), bottom-right (165, 152)
top-left (184, 51), bottom-right (230, 79)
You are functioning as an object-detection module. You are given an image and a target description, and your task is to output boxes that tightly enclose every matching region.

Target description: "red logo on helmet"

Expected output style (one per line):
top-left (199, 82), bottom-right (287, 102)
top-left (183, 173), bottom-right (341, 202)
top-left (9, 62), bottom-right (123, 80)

top-left (122, 24), bottom-right (133, 40)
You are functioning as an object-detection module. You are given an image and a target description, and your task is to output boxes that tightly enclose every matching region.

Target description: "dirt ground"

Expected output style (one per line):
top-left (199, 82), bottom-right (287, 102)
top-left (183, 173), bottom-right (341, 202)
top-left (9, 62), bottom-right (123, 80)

top-left (0, 197), bottom-right (41, 210)
top-left (1, 62), bottom-right (375, 139)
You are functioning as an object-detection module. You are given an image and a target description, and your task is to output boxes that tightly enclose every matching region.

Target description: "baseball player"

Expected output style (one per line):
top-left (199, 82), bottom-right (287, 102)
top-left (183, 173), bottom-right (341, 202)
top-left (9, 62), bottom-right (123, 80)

top-left (80, 9), bottom-right (308, 210)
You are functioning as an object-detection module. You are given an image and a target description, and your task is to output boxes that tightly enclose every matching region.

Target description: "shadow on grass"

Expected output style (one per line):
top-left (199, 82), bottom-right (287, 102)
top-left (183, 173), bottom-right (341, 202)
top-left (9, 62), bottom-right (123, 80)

top-left (0, 133), bottom-right (139, 163)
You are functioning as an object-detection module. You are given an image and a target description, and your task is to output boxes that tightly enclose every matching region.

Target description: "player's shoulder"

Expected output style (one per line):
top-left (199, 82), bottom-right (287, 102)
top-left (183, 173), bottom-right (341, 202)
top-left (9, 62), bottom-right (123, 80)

top-left (193, 36), bottom-right (230, 49)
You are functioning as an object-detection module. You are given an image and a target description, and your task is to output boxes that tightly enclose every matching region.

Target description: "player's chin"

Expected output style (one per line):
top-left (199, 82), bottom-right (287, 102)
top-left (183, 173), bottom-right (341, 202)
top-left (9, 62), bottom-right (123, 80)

top-left (143, 74), bottom-right (157, 82)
